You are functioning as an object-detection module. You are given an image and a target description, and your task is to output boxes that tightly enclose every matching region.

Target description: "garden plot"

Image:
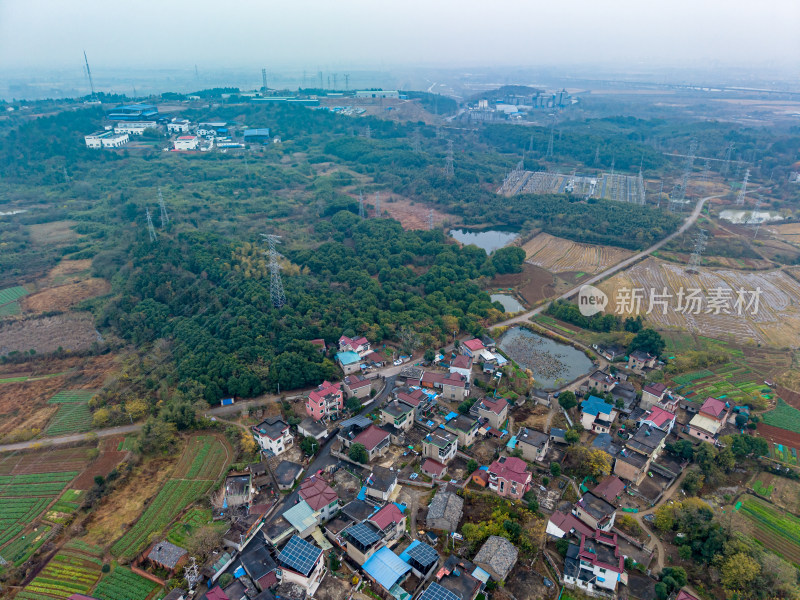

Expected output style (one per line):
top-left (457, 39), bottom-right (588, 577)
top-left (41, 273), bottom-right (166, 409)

top-left (94, 565), bottom-right (160, 600)
top-left (45, 390), bottom-right (97, 436)
top-left (16, 540), bottom-right (105, 599)
top-left (523, 232), bottom-right (633, 275)
top-left (737, 495), bottom-right (800, 565)
top-left (669, 363), bottom-right (768, 407)
top-left (599, 256), bottom-right (800, 347)
top-left (0, 312), bottom-right (103, 356)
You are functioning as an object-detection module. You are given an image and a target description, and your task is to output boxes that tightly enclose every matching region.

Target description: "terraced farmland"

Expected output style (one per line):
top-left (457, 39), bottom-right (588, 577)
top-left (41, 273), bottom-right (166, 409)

top-left (523, 233), bottom-right (633, 275)
top-left (0, 471), bottom-right (78, 552)
top-left (16, 541), bottom-right (104, 599)
top-left (45, 389), bottom-right (96, 435)
top-left (110, 436), bottom-right (228, 560)
top-left (93, 565), bottom-right (160, 600)
top-left (739, 496), bottom-right (800, 565)
top-left (669, 362), bottom-right (769, 407)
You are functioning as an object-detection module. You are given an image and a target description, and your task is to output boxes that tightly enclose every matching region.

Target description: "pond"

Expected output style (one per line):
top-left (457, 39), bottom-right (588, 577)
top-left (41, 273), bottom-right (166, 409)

top-left (490, 294), bottom-right (525, 313)
top-left (719, 209), bottom-right (783, 224)
top-left (449, 228), bottom-right (518, 254)
top-left (498, 326), bottom-right (594, 390)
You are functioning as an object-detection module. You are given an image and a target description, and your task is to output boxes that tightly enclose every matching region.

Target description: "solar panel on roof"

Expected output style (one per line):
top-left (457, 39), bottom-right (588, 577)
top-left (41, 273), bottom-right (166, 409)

top-left (420, 582), bottom-right (460, 600)
top-left (408, 542), bottom-right (438, 567)
top-left (278, 536), bottom-right (322, 576)
top-left (345, 522), bottom-right (381, 547)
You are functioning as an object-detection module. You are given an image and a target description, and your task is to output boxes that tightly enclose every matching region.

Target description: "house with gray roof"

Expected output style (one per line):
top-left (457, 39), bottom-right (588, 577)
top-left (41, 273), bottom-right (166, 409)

top-left (274, 460), bottom-right (304, 490)
top-left (146, 540), bottom-right (187, 571)
top-left (473, 535), bottom-right (518, 581)
top-left (426, 489), bottom-right (463, 532)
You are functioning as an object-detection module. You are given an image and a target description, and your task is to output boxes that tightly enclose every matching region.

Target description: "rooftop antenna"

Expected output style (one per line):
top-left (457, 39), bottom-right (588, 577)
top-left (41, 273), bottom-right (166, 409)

top-left (158, 188), bottom-right (169, 228)
top-left (444, 139), bottom-right (454, 178)
top-left (83, 51), bottom-right (99, 103)
top-left (145, 207), bottom-right (157, 242)
top-left (261, 234), bottom-right (287, 308)
top-left (735, 168), bottom-right (750, 206)
top-left (686, 228), bottom-right (707, 274)
top-left (261, 68), bottom-right (268, 93)
top-left (374, 191), bottom-right (381, 217)
top-left (358, 191), bottom-right (365, 218)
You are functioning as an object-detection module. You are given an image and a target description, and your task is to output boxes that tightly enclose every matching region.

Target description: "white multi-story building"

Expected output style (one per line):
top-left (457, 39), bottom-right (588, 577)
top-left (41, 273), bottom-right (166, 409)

top-left (252, 417), bottom-right (294, 456)
top-left (563, 531), bottom-right (625, 595)
top-left (113, 121), bottom-right (158, 135)
top-left (85, 130), bottom-right (129, 149)
top-left (173, 135), bottom-right (199, 151)
top-left (167, 118), bottom-right (191, 133)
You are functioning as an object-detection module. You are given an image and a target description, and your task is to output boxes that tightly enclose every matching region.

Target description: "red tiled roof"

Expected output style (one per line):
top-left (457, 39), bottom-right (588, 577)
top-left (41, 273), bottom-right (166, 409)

top-left (643, 382), bottom-right (667, 396)
top-left (340, 335), bottom-right (369, 348)
top-left (644, 407), bottom-right (675, 428)
top-left (421, 458), bottom-right (446, 476)
top-left (700, 397), bottom-right (727, 419)
top-left (344, 375), bottom-right (371, 390)
top-left (451, 355), bottom-right (472, 369)
top-left (488, 456), bottom-right (531, 485)
top-left (676, 591), bottom-right (700, 600)
top-left (369, 503), bottom-right (404, 530)
top-left (204, 587), bottom-right (230, 600)
top-left (353, 424), bottom-right (391, 451)
top-left (396, 390), bottom-right (425, 407)
top-left (463, 339), bottom-right (484, 351)
top-left (308, 381), bottom-right (342, 404)
top-left (480, 397), bottom-right (508, 415)
top-left (421, 371), bottom-right (466, 388)
top-left (548, 511), bottom-right (593, 538)
top-left (258, 571), bottom-right (279, 590)
top-left (591, 476), bottom-right (625, 504)
top-left (299, 475), bottom-right (338, 511)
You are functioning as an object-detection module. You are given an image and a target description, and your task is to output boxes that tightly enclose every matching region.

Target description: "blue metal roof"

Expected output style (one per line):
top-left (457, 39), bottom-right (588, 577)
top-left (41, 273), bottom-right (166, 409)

top-left (363, 547), bottom-right (411, 591)
top-left (336, 351), bottom-right (361, 365)
top-left (582, 395), bottom-right (614, 417)
top-left (398, 540), bottom-right (421, 563)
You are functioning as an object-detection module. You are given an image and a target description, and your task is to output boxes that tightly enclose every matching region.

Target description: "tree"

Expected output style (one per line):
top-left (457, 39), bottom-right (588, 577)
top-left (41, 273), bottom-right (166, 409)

top-left (549, 462), bottom-right (561, 477)
top-left (565, 429), bottom-right (580, 444)
top-left (654, 504), bottom-right (676, 532)
top-left (558, 391), bottom-right (577, 411)
top-left (628, 328), bottom-right (665, 357)
top-left (654, 582), bottom-right (668, 600)
top-left (567, 446), bottom-right (611, 478)
top-left (467, 459), bottom-right (479, 473)
top-left (503, 519), bottom-right (522, 541)
top-left (240, 430), bottom-right (258, 457)
top-left (348, 442), bottom-right (369, 464)
top-left (125, 398), bottom-right (149, 421)
top-left (721, 552), bottom-right (760, 592)
top-left (301, 435), bottom-right (319, 456)
top-left (682, 471), bottom-right (704, 496)
top-left (678, 545), bottom-right (692, 560)
top-left (187, 524), bottom-right (225, 558)
top-left (491, 246), bottom-right (526, 274)
top-left (345, 396), bottom-right (362, 412)
top-left (556, 539), bottom-right (570, 557)
top-left (424, 349), bottom-right (435, 362)
top-left (92, 408), bottom-right (111, 427)
top-left (615, 398), bottom-right (625, 410)
top-left (398, 326), bottom-right (421, 355)
top-left (137, 418), bottom-right (177, 455)
top-left (661, 567), bottom-right (687, 590)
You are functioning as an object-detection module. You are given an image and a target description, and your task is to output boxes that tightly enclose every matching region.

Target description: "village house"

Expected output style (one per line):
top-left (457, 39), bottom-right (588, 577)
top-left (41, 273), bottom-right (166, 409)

top-left (339, 335), bottom-right (371, 356)
top-left (473, 536), bottom-right (518, 582)
top-left (587, 370), bottom-right (618, 393)
top-left (282, 500), bottom-right (319, 540)
top-left (628, 350), bottom-right (657, 370)
top-left (420, 371), bottom-right (468, 400)
top-left (343, 374), bottom-right (372, 400)
top-left (277, 535), bottom-right (326, 595)
top-left (399, 540), bottom-right (440, 579)
top-left (423, 557), bottom-right (484, 600)
top-left (338, 419), bottom-right (391, 462)
top-left (335, 351), bottom-right (361, 375)
top-left (640, 382), bottom-right (668, 410)
top-left (550, 427), bottom-right (568, 445)
top-left (426, 489), bottom-right (463, 532)
top-left (460, 338), bottom-right (485, 358)
top-left (167, 118), bottom-right (191, 133)
top-left (309, 338), bottom-right (326, 354)
top-left (421, 458), bottom-right (448, 479)
top-left (594, 343), bottom-right (625, 362)
top-left (298, 476), bottom-right (339, 522)
top-left (449, 354), bottom-right (474, 382)
top-left (240, 544), bottom-right (279, 592)
top-left (364, 350), bottom-right (387, 367)
top-left (573, 491), bottom-right (617, 531)
top-left (342, 521), bottom-right (386, 565)
top-left (591, 476), bottom-right (625, 505)
top-left (487, 456), bottom-right (532, 499)
top-left (380, 399), bottom-right (415, 432)
top-left (563, 531), bottom-right (625, 595)
top-left (305, 380), bottom-right (343, 421)
top-left (362, 547), bottom-right (412, 599)
top-left (611, 381), bottom-right (638, 414)
top-left (224, 473), bottom-right (254, 507)
top-left (546, 510), bottom-right (594, 540)
top-left (472, 397), bottom-right (509, 430)
top-left (274, 460), bottom-right (304, 491)
top-left (515, 427), bottom-right (550, 462)
top-left (396, 366), bottom-right (424, 387)
top-left (638, 406), bottom-right (677, 434)
top-left (580, 396), bottom-right (617, 434)
top-left (252, 417), bottom-right (294, 456)
top-left (368, 502), bottom-right (406, 541)
top-left (365, 466), bottom-right (398, 502)
top-left (146, 540), bottom-right (187, 573)
top-left (444, 414), bottom-right (480, 447)
top-left (297, 418), bottom-right (327, 442)
top-left (613, 451), bottom-right (650, 486)
top-left (688, 397), bottom-right (730, 444)
top-left (422, 429), bottom-right (458, 464)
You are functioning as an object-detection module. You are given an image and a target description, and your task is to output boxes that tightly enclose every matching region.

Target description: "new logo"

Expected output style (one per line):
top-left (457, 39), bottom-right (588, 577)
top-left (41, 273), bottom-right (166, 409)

top-left (578, 285), bottom-right (608, 316)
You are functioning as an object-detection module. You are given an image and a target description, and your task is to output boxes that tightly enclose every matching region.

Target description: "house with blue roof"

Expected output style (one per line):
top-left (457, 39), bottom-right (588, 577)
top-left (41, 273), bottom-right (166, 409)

top-left (362, 546), bottom-right (412, 600)
top-left (336, 351), bottom-right (362, 375)
top-left (581, 395), bottom-right (618, 434)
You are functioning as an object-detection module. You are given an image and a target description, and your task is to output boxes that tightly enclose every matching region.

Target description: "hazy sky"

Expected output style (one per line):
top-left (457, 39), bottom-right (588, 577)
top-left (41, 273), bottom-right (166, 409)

top-left (1, 0), bottom-right (798, 71)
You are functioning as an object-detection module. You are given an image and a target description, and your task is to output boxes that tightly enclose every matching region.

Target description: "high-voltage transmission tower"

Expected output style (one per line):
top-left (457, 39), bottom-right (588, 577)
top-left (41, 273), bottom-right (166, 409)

top-left (261, 234), bottom-right (287, 308)
top-left (62, 166), bottom-right (70, 184)
top-left (636, 162), bottom-right (646, 205)
top-left (427, 210), bottom-right (434, 230)
top-left (720, 142), bottom-right (734, 176)
top-left (735, 169), bottom-right (750, 206)
top-left (686, 228), bottom-right (707, 274)
top-left (749, 194), bottom-right (763, 239)
top-left (593, 145), bottom-right (600, 165)
top-left (157, 188), bottom-right (169, 228)
top-left (411, 131), bottom-right (422, 153)
top-left (364, 125), bottom-right (371, 139)
top-left (670, 139), bottom-right (697, 212)
top-left (145, 207), bottom-right (157, 242)
top-left (529, 134), bottom-right (535, 153)
top-left (545, 122), bottom-right (555, 159)
top-left (261, 68), bottom-right (268, 92)
top-left (701, 159), bottom-right (711, 184)
top-left (83, 51), bottom-right (99, 103)
top-left (358, 191), bottom-right (365, 218)
top-left (444, 140), bottom-right (455, 178)
top-left (185, 557), bottom-right (201, 590)
top-left (374, 192), bottom-right (381, 217)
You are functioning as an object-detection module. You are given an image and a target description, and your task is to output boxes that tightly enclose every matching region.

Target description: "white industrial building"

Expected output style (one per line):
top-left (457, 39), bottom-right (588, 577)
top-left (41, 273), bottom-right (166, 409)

top-left (113, 121), bottom-right (158, 135)
top-left (173, 136), bottom-right (199, 151)
top-left (355, 90), bottom-right (400, 99)
top-left (85, 130), bottom-right (129, 149)
top-left (167, 118), bottom-right (191, 133)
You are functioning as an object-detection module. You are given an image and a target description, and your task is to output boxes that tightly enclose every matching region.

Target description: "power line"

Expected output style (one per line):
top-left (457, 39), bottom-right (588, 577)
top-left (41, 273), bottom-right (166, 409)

top-left (670, 139), bottom-right (697, 212)
top-left (427, 209), bottom-right (434, 230)
top-left (720, 141), bottom-right (734, 176)
top-left (735, 168), bottom-right (750, 206)
top-left (444, 140), bottom-right (454, 178)
top-left (686, 228), bottom-right (707, 274)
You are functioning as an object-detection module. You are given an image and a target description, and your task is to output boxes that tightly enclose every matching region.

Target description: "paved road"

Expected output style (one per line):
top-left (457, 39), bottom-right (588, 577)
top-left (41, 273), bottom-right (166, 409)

top-left (0, 424), bottom-right (143, 453)
top-left (489, 193), bottom-right (720, 331)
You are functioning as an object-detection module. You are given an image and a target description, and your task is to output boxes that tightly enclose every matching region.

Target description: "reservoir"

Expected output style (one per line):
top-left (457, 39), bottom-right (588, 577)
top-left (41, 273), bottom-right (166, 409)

top-left (449, 229), bottom-right (518, 254)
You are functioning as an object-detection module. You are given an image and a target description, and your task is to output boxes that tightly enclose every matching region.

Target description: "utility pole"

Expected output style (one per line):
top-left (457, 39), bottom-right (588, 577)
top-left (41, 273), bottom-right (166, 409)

top-left (364, 124), bottom-right (371, 139)
top-left (333, 73), bottom-right (337, 89)
top-left (145, 207), bottom-right (157, 242)
top-left (261, 234), bottom-right (287, 308)
top-left (158, 188), bottom-right (169, 228)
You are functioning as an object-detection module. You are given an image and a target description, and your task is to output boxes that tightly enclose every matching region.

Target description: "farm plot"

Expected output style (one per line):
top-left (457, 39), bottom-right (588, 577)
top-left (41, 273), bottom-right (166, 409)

top-left (16, 541), bottom-right (104, 599)
top-left (738, 496), bottom-right (800, 565)
top-left (110, 435), bottom-right (228, 560)
top-left (0, 524), bottom-right (52, 567)
top-left (166, 507), bottom-right (222, 547)
top-left (523, 232), bottom-right (633, 274)
top-left (598, 256), bottom-right (800, 347)
top-left (0, 471), bottom-right (78, 550)
top-left (45, 390), bottom-right (96, 436)
top-left (93, 565), bottom-right (160, 600)
top-left (0, 312), bottom-right (102, 356)
top-left (0, 447), bottom-right (91, 476)
top-left (0, 285), bottom-right (29, 306)
top-left (22, 278), bottom-right (111, 314)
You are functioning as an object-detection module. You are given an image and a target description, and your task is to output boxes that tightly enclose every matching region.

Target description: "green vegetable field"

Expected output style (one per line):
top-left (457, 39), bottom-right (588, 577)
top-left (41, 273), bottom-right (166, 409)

top-left (739, 496), bottom-right (800, 565)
